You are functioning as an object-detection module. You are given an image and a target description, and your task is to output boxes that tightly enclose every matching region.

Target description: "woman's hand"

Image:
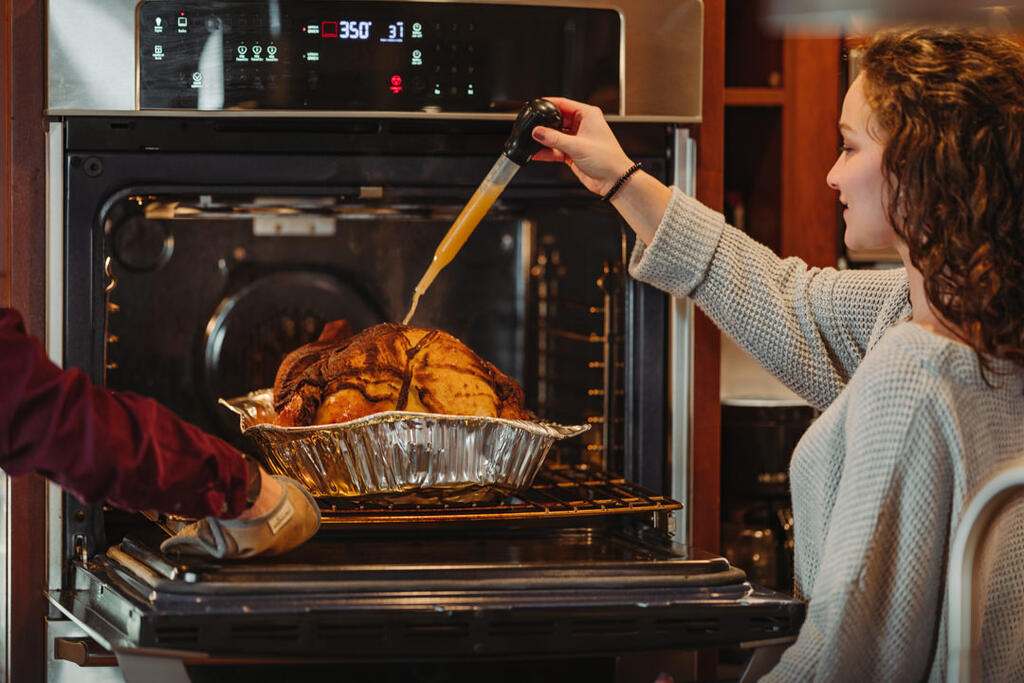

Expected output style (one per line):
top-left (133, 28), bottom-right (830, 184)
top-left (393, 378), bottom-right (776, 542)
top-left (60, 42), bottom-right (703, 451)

top-left (530, 97), bottom-right (636, 197)
top-left (531, 96), bottom-right (672, 246)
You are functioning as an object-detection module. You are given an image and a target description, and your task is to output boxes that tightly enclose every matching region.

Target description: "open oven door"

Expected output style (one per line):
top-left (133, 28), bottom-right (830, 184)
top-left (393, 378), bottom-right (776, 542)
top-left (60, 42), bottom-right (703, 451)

top-left (48, 464), bottom-right (803, 681)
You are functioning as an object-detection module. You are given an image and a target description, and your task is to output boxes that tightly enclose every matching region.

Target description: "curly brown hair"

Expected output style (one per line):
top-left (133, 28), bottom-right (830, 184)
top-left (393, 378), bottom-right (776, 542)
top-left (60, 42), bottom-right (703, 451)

top-left (860, 28), bottom-right (1024, 377)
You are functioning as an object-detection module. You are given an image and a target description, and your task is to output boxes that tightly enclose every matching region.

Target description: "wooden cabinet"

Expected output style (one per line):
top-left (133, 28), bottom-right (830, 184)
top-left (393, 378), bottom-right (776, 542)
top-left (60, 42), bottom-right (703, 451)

top-left (692, 1), bottom-right (844, 556)
top-left (692, 3), bottom-right (844, 605)
top-left (724, 4), bottom-right (842, 268)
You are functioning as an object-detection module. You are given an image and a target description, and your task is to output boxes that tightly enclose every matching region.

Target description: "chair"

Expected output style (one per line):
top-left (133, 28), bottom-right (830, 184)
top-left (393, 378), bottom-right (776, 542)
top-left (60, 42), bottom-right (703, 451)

top-left (947, 460), bottom-right (1024, 682)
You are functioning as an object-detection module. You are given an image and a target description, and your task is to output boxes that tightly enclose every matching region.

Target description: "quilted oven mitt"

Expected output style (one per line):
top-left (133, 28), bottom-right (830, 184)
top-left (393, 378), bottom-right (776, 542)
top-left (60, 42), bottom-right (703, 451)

top-left (160, 476), bottom-right (321, 559)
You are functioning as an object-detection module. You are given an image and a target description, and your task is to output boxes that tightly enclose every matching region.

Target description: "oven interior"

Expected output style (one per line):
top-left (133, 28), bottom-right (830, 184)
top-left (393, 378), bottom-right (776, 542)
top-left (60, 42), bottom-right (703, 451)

top-left (101, 182), bottom-right (626, 465)
top-left (64, 115), bottom-right (671, 550)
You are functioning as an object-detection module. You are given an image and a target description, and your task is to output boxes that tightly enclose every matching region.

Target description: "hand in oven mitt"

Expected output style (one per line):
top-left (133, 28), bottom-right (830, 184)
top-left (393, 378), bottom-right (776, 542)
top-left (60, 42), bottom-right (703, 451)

top-left (161, 475), bottom-right (321, 559)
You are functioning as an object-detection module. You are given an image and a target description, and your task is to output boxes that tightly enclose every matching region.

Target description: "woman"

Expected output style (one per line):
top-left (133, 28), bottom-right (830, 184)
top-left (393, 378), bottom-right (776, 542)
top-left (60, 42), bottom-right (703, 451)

top-left (532, 28), bottom-right (1024, 681)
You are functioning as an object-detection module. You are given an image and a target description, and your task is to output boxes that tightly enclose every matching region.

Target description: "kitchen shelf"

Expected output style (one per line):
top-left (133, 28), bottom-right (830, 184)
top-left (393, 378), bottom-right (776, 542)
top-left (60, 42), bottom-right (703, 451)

top-left (724, 87), bottom-right (784, 107)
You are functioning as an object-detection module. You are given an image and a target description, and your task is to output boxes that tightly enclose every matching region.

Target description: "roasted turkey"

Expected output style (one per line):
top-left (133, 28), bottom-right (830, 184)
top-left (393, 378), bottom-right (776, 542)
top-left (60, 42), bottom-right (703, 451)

top-left (272, 321), bottom-right (533, 426)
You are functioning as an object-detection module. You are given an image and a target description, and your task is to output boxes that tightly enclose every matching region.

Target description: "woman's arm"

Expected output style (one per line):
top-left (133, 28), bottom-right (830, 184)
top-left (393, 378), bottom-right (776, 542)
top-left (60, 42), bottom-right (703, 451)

top-left (636, 188), bottom-right (909, 407)
top-left (533, 98), bottom-right (909, 408)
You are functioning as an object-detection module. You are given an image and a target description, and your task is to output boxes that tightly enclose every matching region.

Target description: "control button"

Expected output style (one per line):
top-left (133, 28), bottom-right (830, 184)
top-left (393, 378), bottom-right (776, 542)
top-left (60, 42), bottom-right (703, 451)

top-left (236, 45), bottom-right (249, 62)
top-left (191, 72), bottom-right (203, 89)
top-left (411, 22), bottom-right (423, 38)
top-left (389, 74), bottom-right (404, 94)
top-left (266, 45), bottom-right (278, 62)
top-left (304, 51), bottom-right (320, 62)
top-left (467, 83), bottom-right (475, 96)
top-left (322, 21), bottom-right (338, 38)
top-left (251, 45), bottom-right (263, 62)
top-left (306, 23), bottom-right (320, 35)
top-left (411, 49), bottom-right (423, 66)
top-left (432, 82), bottom-right (442, 97)
top-left (154, 17), bottom-right (164, 33)
top-left (152, 45), bottom-right (164, 61)
top-left (177, 13), bottom-right (188, 33)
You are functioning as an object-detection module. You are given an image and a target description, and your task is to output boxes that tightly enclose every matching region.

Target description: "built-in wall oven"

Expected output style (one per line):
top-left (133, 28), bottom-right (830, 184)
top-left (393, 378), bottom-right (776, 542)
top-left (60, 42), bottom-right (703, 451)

top-left (37, 1), bottom-right (803, 680)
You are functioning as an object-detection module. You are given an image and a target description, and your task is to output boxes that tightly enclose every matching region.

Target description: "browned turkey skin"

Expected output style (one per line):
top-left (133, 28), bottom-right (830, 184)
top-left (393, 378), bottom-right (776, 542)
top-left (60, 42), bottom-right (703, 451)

top-left (272, 321), bottom-right (532, 427)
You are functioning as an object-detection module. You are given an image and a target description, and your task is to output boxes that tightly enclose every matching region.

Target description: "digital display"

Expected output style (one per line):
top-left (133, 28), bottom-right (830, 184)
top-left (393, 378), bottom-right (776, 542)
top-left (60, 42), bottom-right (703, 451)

top-left (137, 1), bottom-right (621, 113)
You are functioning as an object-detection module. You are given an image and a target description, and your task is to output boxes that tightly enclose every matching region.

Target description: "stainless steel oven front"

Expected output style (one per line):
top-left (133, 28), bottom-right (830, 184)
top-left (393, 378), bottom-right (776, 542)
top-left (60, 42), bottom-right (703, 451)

top-left (37, 1), bottom-right (804, 680)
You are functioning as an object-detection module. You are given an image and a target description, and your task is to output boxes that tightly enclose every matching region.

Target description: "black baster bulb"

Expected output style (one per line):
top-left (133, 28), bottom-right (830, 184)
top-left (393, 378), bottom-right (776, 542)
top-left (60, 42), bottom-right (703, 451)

top-left (502, 98), bottom-right (563, 166)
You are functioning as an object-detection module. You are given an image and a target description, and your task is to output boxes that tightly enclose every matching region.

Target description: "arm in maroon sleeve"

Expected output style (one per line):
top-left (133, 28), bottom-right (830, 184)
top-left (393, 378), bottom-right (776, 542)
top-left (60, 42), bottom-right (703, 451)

top-left (0, 308), bottom-right (248, 518)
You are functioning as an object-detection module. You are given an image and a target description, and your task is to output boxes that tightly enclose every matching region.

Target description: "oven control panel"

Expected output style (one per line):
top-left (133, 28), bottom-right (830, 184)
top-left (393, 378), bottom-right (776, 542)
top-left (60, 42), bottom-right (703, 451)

top-left (137, 1), bottom-right (621, 113)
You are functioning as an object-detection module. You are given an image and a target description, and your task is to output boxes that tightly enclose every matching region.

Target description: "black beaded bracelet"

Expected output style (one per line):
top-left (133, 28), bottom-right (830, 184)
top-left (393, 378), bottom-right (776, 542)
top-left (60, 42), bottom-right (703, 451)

top-left (601, 161), bottom-right (643, 202)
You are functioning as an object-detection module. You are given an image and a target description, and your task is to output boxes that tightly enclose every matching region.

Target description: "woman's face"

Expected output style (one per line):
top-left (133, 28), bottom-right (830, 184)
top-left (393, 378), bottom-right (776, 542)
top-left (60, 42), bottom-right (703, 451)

top-left (826, 74), bottom-right (900, 252)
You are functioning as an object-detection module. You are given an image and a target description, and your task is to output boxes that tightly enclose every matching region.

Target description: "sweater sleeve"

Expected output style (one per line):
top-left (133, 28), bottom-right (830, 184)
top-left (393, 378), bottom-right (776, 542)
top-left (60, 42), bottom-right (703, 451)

top-left (628, 187), bottom-right (909, 409)
top-left (0, 308), bottom-right (249, 518)
top-left (761, 349), bottom-right (954, 681)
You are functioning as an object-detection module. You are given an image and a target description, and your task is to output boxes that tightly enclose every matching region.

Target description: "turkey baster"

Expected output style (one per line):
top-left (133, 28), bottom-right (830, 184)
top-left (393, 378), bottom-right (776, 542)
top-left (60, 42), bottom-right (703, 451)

top-left (402, 98), bottom-right (562, 325)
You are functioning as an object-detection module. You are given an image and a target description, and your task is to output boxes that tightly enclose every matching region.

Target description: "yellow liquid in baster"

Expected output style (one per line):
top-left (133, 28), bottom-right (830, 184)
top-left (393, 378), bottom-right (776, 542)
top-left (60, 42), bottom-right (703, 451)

top-left (402, 179), bottom-right (507, 325)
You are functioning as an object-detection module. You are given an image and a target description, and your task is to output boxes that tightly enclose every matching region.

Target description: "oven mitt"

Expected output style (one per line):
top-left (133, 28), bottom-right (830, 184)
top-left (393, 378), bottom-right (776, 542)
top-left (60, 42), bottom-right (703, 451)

top-left (160, 476), bottom-right (321, 559)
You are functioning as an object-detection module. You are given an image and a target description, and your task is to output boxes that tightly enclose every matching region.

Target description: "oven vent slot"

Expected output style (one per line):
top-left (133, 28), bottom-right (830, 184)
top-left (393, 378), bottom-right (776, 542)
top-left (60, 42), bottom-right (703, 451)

top-left (211, 120), bottom-right (381, 136)
top-left (153, 625), bottom-right (200, 645)
top-left (569, 619), bottom-right (638, 637)
top-left (486, 620), bottom-right (555, 638)
top-left (403, 623), bottom-right (471, 639)
top-left (317, 623), bottom-right (387, 641)
top-left (230, 623), bottom-right (300, 642)
top-left (654, 618), bottom-right (720, 635)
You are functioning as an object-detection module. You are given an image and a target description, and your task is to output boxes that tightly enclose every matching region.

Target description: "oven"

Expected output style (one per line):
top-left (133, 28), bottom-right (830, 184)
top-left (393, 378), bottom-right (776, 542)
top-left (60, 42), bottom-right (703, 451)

top-left (38, 1), bottom-right (804, 680)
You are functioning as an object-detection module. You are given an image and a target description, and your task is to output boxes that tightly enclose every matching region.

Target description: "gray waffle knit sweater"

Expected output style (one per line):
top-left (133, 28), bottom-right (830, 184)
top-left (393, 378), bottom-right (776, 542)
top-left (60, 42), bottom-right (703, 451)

top-left (628, 187), bottom-right (1024, 682)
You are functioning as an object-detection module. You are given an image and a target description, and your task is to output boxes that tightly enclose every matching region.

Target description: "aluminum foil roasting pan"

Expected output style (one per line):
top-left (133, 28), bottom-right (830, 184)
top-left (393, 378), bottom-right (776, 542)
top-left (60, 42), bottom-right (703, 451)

top-left (220, 390), bottom-right (589, 503)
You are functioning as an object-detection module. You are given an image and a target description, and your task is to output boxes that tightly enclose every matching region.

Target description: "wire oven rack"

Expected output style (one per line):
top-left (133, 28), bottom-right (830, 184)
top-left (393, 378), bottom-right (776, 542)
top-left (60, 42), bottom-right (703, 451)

top-left (315, 463), bottom-right (681, 528)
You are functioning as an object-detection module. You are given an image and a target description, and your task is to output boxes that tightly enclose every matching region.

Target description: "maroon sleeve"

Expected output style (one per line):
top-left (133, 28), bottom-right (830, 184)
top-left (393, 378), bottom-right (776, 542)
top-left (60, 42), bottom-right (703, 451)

top-left (0, 308), bottom-right (248, 518)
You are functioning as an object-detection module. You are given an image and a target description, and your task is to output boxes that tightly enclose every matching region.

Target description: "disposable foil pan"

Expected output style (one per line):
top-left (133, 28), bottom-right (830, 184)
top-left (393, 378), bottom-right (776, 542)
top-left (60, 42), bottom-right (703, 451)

top-left (220, 389), bottom-right (590, 503)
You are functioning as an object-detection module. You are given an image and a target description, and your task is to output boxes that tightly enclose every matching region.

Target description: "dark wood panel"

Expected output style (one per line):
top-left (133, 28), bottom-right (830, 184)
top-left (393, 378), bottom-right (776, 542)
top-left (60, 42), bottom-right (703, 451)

top-left (1, 0), bottom-right (10, 307)
top-left (694, 0), bottom-right (723, 556)
top-left (782, 37), bottom-right (842, 267)
top-left (696, 12), bottom-right (725, 680)
top-left (10, 0), bottom-right (47, 331)
top-left (5, 1), bottom-right (49, 682)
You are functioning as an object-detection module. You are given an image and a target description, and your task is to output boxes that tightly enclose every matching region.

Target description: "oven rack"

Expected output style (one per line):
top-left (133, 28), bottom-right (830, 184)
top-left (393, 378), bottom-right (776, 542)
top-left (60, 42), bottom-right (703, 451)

top-left (315, 463), bottom-right (681, 527)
